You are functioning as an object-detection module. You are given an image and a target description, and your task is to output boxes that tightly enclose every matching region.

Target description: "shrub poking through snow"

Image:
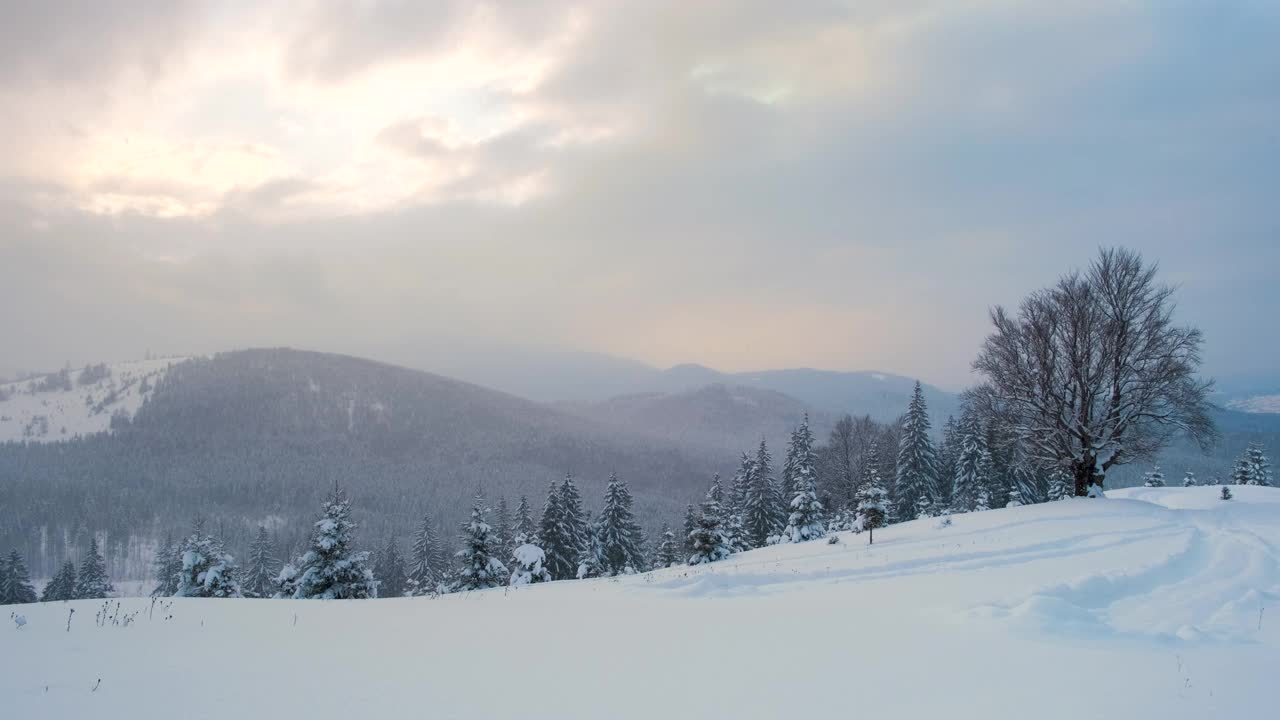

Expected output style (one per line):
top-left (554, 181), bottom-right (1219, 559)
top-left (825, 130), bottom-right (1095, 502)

top-left (1221, 486), bottom-right (1233, 501)
top-left (1141, 465), bottom-right (1165, 487)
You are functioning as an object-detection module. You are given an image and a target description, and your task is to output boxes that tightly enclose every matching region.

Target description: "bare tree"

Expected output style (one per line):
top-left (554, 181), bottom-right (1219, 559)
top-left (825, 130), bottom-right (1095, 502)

top-left (972, 248), bottom-right (1215, 496)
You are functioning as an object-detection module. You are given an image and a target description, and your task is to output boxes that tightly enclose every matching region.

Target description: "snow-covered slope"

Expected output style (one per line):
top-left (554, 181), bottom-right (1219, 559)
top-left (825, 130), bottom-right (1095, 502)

top-left (5, 487), bottom-right (1279, 719)
top-left (0, 358), bottom-right (185, 443)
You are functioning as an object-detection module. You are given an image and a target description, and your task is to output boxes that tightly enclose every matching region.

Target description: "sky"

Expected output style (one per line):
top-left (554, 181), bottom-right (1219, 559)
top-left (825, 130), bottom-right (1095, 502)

top-left (1, 0), bottom-right (1277, 389)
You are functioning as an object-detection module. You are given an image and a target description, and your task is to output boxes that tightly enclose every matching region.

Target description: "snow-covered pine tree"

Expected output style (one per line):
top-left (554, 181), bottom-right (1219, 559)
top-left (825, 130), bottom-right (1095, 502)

top-left (781, 415), bottom-right (825, 543)
top-left (75, 537), bottom-right (113, 599)
top-left (741, 451), bottom-right (773, 549)
top-left (597, 472), bottom-right (646, 575)
top-left (681, 503), bottom-right (699, 557)
top-left (373, 537), bottom-right (408, 598)
top-left (151, 533), bottom-right (182, 597)
top-left (1047, 470), bottom-right (1072, 501)
top-left (895, 382), bottom-right (940, 520)
top-left (687, 482), bottom-right (732, 565)
top-left (513, 495), bottom-right (536, 544)
top-left (174, 522), bottom-right (242, 598)
top-left (974, 476), bottom-right (992, 512)
top-left (509, 540), bottom-right (552, 586)
top-left (951, 412), bottom-right (988, 513)
top-left (576, 514), bottom-right (606, 579)
top-left (1231, 453), bottom-right (1254, 485)
top-left (284, 486), bottom-right (377, 599)
top-left (1246, 443), bottom-right (1272, 486)
top-left (754, 438), bottom-right (787, 537)
top-left (493, 496), bottom-right (514, 561)
top-left (558, 473), bottom-right (588, 562)
top-left (1141, 465), bottom-right (1166, 487)
top-left (454, 495), bottom-right (508, 591)
top-left (654, 524), bottom-right (679, 568)
top-left (780, 428), bottom-right (799, 504)
top-left (241, 527), bottom-right (278, 599)
top-left (935, 416), bottom-right (960, 508)
top-left (1182, 470), bottom-right (1198, 487)
top-left (2, 550), bottom-right (37, 605)
top-left (855, 470), bottom-right (890, 545)
top-left (538, 480), bottom-right (576, 581)
top-left (407, 514), bottom-right (446, 595)
top-left (41, 560), bottom-right (77, 602)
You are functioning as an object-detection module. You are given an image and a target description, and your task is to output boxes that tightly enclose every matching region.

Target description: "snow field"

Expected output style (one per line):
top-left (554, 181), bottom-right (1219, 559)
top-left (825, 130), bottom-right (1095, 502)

top-left (3, 486), bottom-right (1278, 719)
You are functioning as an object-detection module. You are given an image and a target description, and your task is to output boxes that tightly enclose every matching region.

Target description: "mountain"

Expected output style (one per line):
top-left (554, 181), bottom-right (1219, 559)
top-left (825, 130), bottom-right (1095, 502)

top-left (0, 349), bottom-right (730, 581)
top-left (8, 486), bottom-right (1278, 719)
top-left (558, 383), bottom-right (828, 454)
top-left (388, 343), bottom-right (961, 422)
top-left (0, 358), bottom-right (184, 443)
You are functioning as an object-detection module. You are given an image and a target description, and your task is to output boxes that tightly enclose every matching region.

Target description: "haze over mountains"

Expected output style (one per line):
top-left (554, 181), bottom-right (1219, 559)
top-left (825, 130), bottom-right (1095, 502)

top-left (1, 346), bottom-right (1276, 584)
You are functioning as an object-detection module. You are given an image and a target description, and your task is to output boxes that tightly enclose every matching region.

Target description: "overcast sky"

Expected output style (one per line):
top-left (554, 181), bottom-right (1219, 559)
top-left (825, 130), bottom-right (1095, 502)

top-left (1, 0), bottom-right (1276, 388)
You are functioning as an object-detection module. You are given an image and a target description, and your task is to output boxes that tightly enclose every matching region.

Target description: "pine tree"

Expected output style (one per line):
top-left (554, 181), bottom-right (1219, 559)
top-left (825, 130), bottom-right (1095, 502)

top-left (2, 550), bottom-right (38, 605)
top-left (1047, 470), bottom-right (1072, 501)
top-left (407, 514), bottom-right (446, 595)
top-left (597, 472), bottom-right (646, 575)
top-left (75, 537), bottom-right (113, 599)
top-left (895, 382), bottom-right (940, 520)
top-left (558, 473), bottom-right (588, 562)
top-left (151, 533), bottom-right (182, 597)
top-left (454, 495), bottom-right (509, 591)
top-left (282, 487), bottom-right (376, 599)
top-left (951, 412), bottom-right (988, 513)
top-left (41, 560), bottom-right (77, 602)
top-left (1141, 465), bottom-right (1166, 488)
top-left (509, 540), bottom-right (552, 586)
top-left (242, 527), bottom-right (278, 599)
top-left (1246, 443), bottom-right (1272, 486)
top-left (681, 503), bottom-right (699, 557)
top-left (855, 470), bottom-right (890, 545)
top-left (513, 495), bottom-right (536, 543)
top-left (1220, 485), bottom-right (1233, 500)
top-left (741, 450), bottom-right (773, 549)
top-left (687, 482), bottom-right (732, 565)
top-left (781, 416), bottom-right (825, 542)
top-left (1182, 470), bottom-right (1198, 487)
top-left (538, 480), bottom-right (576, 581)
top-left (1231, 453), bottom-right (1254, 486)
top-left (780, 428), bottom-right (799, 504)
top-left (654, 524), bottom-right (679, 568)
top-left (493, 496), bottom-right (514, 561)
top-left (754, 438), bottom-right (786, 537)
top-left (935, 416), bottom-right (960, 508)
top-left (576, 515), bottom-right (606, 579)
top-left (373, 537), bottom-right (408, 598)
top-left (174, 522), bottom-right (242, 598)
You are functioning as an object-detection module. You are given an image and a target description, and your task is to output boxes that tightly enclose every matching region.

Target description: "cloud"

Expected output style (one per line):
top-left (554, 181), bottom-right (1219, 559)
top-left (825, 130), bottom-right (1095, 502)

top-left (0, 0), bottom-right (1277, 387)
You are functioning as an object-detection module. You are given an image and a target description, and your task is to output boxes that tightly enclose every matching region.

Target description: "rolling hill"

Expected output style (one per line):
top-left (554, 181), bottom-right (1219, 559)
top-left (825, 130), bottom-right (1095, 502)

top-left (0, 349), bottom-right (730, 581)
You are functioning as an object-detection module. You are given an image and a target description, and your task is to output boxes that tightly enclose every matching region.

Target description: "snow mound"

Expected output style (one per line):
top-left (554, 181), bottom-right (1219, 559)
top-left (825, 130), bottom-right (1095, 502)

top-left (0, 358), bottom-right (186, 443)
top-left (4, 487), bottom-right (1278, 719)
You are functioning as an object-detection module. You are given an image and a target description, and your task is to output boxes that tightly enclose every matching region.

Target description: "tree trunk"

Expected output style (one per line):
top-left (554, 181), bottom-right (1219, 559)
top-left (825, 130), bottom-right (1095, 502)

top-left (1072, 458), bottom-right (1104, 497)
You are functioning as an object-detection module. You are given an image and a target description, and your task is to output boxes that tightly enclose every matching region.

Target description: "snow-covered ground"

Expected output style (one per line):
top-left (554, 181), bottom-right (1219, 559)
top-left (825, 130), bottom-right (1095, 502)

top-left (0, 358), bottom-right (185, 443)
top-left (5, 486), bottom-right (1278, 719)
